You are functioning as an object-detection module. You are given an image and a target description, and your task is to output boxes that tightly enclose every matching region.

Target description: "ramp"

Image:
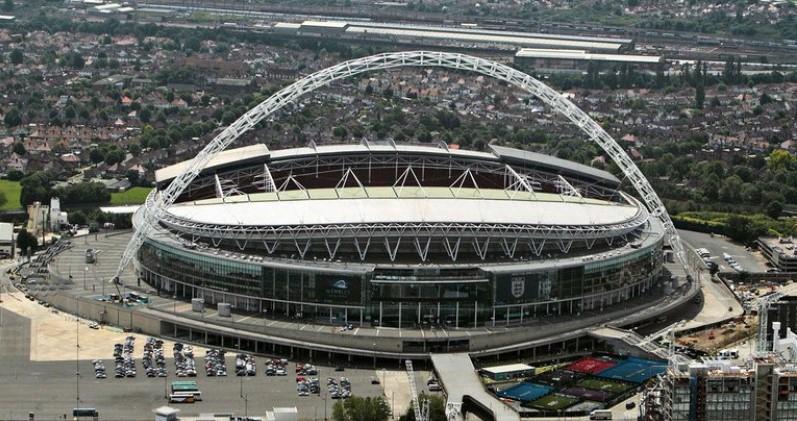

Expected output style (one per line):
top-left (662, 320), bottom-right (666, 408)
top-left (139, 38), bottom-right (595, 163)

top-left (431, 353), bottom-right (520, 421)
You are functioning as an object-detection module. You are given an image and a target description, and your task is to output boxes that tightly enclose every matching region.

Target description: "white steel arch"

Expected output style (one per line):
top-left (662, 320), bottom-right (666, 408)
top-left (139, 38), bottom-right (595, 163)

top-left (114, 51), bottom-right (686, 281)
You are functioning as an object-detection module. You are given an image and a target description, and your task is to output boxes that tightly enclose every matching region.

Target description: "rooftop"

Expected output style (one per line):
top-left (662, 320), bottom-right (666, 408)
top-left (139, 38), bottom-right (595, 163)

top-left (489, 144), bottom-right (620, 185)
top-left (155, 144), bottom-right (270, 184)
top-left (165, 186), bottom-right (642, 228)
top-left (481, 363), bottom-right (535, 374)
top-left (344, 26), bottom-right (623, 52)
top-left (515, 48), bottom-right (663, 64)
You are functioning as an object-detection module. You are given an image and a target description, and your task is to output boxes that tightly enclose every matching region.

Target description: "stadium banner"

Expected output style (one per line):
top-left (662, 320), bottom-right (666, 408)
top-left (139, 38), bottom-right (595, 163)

top-left (315, 274), bottom-right (362, 305)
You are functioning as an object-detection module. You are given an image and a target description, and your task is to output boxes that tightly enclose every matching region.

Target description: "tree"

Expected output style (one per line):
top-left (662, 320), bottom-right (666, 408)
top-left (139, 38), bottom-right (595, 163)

top-left (139, 107), bottom-right (151, 123)
top-left (4, 108), bottom-right (21, 127)
top-left (184, 36), bottom-right (202, 52)
top-left (70, 210), bottom-right (87, 226)
top-left (768, 149), bottom-right (795, 171)
top-left (89, 148), bottom-right (105, 165)
top-left (64, 106), bottom-right (76, 120)
top-left (126, 169), bottom-right (140, 186)
top-left (767, 201), bottom-right (784, 219)
top-left (1, 0), bottom-right (12, 12)
top-left (332, 126), bottom-right (348, 139)
top-left (55, 182), bottom-right (110, 205)
top-left (61, 51), bottom-right (84, 69)
top-left (0, 191), bottom-right (7, 209)
top-left (724, 215), bottom-right (758, 244)
top-left (12, 142), bottom-right (25, 155)
top-left (6, 169), bottom-right (23, 181)
top-left (399, 394), bottom-right (446, 421)
top-left (695, 83), bottom-right (705, 109)
top-left (129, 143), bottom-right (141, 157)
top-left (9, 48), bottom-right (22, 65)
top-left (16, 229), bottom-right (37, 254)
top-left (19, 171), bottom-right (52, 206)
top-left (332, 396), bottom-right (391, 421)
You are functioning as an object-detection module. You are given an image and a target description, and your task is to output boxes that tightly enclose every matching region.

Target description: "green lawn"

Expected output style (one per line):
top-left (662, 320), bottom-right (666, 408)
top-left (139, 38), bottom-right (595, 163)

top-left (110, 187), bottom-right (152, 205)
top-left (0, 180), bottom-right (21, 210)
top-left (529, 394), bottom-right (579, 411)
top-left (578, 378), bottom-right (633, 394)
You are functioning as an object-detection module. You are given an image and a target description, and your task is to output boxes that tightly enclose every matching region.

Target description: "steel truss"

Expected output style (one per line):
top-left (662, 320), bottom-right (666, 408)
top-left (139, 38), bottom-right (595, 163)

top-left (116, 51), bottom-right (686, 280)
top-left (143, 189), bottom-right (651, 262)
top-left (178, 150), bottom-right (620, 202)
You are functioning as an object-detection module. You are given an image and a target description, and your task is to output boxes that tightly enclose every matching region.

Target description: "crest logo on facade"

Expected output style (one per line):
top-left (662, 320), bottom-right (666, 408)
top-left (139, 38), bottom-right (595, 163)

top-left (511, 276), bottom-right (525, 298)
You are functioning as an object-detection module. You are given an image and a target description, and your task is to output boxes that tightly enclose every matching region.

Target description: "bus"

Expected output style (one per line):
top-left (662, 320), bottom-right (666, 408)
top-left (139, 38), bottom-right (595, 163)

top-left (171, 381), bottom-right (202, 401)
top-left (72, 407), bottom-right (99, 419)
top-left (171, 380), bottom-right (198, 392)
top-left (169, 393), bottom-right (196, 403)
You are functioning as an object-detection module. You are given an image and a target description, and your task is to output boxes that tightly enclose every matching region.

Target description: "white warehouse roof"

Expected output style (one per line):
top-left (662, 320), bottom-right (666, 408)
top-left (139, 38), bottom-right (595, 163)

top-left (481, 363), bottom-right (535, 375)
top-left (345, 26), bottom-right (623, 52)
top-left (353, 22), bottom-right (634, 46)
top-left (0, 222), bottom-right (12, 243)
top-left (301, 20), bottom-right (349, 29)
top-left (516, 48), bottom-right (663, 64)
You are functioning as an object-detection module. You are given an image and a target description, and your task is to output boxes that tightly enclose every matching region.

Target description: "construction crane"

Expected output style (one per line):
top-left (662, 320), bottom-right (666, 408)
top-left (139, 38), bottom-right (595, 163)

top-left (405, 360), bottom-right (429, 421)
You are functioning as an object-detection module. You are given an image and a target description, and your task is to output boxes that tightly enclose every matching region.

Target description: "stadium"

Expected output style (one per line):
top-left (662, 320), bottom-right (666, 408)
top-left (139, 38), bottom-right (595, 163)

top-left (117, 51), bottom-right (692, 358)
top-left (136, 141), bottom-right (666, 331)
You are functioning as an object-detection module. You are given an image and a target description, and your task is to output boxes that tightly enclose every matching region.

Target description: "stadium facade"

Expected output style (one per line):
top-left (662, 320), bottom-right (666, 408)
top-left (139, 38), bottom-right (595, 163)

top-left (135, 142), bottom-right (667, 330)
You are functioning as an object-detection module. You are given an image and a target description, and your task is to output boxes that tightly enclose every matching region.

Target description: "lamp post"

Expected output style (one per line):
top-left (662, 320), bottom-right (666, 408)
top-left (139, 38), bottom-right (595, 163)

top-left (75, 294), bottom-right (80, 410)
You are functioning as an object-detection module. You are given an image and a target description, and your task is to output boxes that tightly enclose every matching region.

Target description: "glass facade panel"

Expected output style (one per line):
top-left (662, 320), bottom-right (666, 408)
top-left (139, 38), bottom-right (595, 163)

top-left (138, 238), bottom-right (663, 328)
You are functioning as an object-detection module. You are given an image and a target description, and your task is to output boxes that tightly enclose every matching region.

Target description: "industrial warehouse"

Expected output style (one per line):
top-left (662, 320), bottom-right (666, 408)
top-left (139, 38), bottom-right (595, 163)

top-left (270, 20), bottom-right (634, 53)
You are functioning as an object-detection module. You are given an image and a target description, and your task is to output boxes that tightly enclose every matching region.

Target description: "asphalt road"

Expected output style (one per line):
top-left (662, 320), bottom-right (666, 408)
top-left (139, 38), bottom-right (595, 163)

top-left (678, 229), bottom-right (768, 273)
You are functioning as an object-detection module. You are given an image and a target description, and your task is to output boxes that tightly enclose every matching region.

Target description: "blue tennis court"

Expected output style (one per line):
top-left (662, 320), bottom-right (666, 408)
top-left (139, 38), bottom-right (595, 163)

top-left (497, 382), bottom-right (553, 402)
top-left (596, 356), bottom-right (666, 383)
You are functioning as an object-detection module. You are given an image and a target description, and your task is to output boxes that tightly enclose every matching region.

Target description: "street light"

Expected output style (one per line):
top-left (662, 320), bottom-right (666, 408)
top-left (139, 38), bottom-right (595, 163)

top-left (240, 376), bottom-right (248, 420)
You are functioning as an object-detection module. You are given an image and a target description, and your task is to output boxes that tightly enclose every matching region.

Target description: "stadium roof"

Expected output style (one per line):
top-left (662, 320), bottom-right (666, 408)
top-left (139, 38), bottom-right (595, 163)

top-left (155, 143), bottom-right (621, 187)
top-left (516, 48), bottom-right (663, 64)
top-left (268, 142), bottom-right (493, 161)
top-left (155, 144), bottom-right (269, 184)
top-left (488, 144), bottom-right (620, 186)
top-left (166, 189), bottom-right (640, 227)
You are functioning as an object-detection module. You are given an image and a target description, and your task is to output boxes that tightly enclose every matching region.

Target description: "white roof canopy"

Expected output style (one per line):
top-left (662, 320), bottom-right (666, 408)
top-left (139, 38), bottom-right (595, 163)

top-left (167, 196), bottom-right (641, 227)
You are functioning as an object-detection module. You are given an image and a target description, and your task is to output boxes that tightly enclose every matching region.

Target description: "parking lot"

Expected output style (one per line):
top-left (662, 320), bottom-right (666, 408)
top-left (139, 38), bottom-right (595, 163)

top-left (678, 229), bottom-right (769, 273)
top-left (0, 272), bottom-right (433, 421)
top-left (0, 308), bottom-right (411, 420)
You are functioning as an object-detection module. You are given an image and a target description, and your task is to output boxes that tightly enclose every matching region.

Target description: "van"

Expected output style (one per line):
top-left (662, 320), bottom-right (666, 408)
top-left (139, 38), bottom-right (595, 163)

top-left (718, 349), bottom-right (739, 359)
top-left (590, 410), bottom-right (612, 420)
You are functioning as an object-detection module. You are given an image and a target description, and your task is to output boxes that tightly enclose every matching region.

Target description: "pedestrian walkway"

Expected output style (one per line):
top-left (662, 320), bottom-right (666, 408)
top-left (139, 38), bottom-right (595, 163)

top-left (431, 353), bottom-right (520, 421)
